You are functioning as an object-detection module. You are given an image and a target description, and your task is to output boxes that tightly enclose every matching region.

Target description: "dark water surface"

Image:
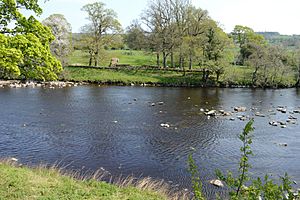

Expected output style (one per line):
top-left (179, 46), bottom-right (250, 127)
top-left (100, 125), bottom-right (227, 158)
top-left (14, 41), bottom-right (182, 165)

top-left (1, 86), bottom-right (300, 198)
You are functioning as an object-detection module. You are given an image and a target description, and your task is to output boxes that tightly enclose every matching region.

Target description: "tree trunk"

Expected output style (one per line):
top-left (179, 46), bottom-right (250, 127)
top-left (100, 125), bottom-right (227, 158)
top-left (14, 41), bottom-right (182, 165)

top-left (202, 69), bottom-right (206, 81)
top-left (171, 52), bottom-right (174, 68)
top-left (205, 70), bottom-right (210, 83)
top-left (179, 53), bottom-right (184, 70)
top-left (189, 50), bottom-right (193, 70)
top-left (252, 67), bottom-right (259, 86)
top-left (156, 52), bottom-right (160, 68)
top-left (163, 52), bottom-right (167, 68)
top-left (89, 57), bottom-right (92, 67)
top-left (216, 72), bottom-right (220, 82)
top-left (94, 51), bottom-right (98, 66)
top-left (88, 50), bottom-right (93, 66)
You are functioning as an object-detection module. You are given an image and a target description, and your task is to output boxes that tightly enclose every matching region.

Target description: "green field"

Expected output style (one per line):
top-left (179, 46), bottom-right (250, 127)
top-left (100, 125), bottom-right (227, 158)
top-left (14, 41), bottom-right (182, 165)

top-left (66, 50), bottom-right (296, 87)
top-left (68, 50), bottom-right (157, 67)
top-left (0, 160), bottom-right (179, 200)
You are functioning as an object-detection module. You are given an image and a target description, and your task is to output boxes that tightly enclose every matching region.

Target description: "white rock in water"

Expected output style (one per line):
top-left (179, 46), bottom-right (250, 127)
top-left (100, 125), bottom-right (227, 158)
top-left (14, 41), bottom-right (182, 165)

top-left (205, 110), bottom-right (216, 116)
top-left (160, 123), bottom-right (170, 128)
top-left (210, 179), bottom-right (224, 187)
top-left (234, 106), bottom-right (247, 112)
top-left (11, 158), bottom-right (18, 162)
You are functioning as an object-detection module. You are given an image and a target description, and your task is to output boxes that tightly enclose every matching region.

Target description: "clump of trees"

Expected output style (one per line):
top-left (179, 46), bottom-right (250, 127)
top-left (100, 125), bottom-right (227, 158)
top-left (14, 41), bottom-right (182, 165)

top-left (231, 25), bottom-right (296, 87)
top-left (0, 0), bottom-right (62, 81)
top-left (138, 0), bottom-right (232, 72)
top-left (122, 0), bottom-right (234, 83)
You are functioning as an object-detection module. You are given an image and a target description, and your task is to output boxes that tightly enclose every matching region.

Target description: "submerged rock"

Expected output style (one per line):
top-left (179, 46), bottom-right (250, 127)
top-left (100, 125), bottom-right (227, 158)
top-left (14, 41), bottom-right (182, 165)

top-left (278, 143), bottom-right (288, 147)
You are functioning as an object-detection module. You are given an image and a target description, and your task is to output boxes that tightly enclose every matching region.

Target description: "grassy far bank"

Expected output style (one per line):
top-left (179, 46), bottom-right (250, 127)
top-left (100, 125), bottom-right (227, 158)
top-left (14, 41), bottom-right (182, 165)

top-left (65, 50), bottom-right (296, 87)
top-left (62, 65), bottom-right (295, 87)
top-left (0, 160), bottom-right (184, 200)
top-left (63, 66), bottom-right (205, 86)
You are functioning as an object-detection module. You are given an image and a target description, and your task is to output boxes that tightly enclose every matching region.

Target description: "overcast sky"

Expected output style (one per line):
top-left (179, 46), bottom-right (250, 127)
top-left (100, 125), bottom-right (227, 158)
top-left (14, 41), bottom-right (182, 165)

top-left (37, 0), bottom-right (300, 35)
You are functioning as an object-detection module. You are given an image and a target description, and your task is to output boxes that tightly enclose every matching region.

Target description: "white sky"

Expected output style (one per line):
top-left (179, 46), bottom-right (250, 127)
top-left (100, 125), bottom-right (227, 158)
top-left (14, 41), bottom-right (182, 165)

top-left (37, 0), bottom-right (300, 35)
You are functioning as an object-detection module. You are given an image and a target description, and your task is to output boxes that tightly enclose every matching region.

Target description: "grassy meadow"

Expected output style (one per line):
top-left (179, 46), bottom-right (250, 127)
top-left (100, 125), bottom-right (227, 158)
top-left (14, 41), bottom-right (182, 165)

top-left (65, 50), bottom-right (296, 87)
top-left (68, 50), bottom-right (158, 67)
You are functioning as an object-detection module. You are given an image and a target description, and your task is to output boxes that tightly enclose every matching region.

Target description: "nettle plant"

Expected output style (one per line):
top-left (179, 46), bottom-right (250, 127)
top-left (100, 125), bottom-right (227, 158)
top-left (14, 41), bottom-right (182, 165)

top-left (188, 120), bottom-right (299, 200)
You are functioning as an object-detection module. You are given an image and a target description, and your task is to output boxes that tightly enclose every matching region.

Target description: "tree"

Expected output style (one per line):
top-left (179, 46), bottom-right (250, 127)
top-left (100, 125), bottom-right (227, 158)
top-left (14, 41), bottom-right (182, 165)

top-left (142, 0), bottom-right (193, 68)
top-left (142, 0), bottom-right (173, 68)
top-left (202, 20), bottom-right (233, 82)
top-left (231, 25), bottom-right (266, 65)
top-left (246, 44), bottom-right (293, 87)
top-left (43, 14), bottom-right (72, 66)
top-left (81, 2), bottom-right (122, 66)
top-left (183, 6), bottom-right (209, 70)
top-left (0, 34), bottom-right (22, 79)
top-left (0, 0), bottom-right (62, 81)
top-left (125, 20), bottom-right (146, 50)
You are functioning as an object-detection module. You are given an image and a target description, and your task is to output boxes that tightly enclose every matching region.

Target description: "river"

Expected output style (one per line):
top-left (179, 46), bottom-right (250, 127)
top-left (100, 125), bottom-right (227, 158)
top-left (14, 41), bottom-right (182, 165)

top-left (0, 86), bottom-right (300, 198)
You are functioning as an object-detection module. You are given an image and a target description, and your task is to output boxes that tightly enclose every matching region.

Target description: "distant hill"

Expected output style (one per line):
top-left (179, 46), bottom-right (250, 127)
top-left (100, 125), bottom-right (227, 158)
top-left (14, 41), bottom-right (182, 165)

top-left (257, 32), bottom-right (300, 49)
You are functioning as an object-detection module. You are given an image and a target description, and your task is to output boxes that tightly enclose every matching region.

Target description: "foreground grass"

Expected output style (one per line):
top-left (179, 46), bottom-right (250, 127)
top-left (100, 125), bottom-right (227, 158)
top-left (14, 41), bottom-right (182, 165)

top-left (0, 160), bottom-right (183, 200)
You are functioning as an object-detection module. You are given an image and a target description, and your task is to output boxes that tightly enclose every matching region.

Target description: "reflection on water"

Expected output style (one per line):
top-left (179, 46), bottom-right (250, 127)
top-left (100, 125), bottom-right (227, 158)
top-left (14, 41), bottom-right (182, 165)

top-left (1, 86), bottom-right (300, 198)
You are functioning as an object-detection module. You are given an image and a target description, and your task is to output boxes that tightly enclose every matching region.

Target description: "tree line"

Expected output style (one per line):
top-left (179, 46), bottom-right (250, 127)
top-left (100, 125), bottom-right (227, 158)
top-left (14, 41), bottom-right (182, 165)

top-left (1, 0), bottom-right (300, 87)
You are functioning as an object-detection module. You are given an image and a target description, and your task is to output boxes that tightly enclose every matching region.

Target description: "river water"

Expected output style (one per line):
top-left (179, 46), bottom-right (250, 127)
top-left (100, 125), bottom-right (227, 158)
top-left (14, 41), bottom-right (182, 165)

top-left (0, 86), bottom-right (300, 198)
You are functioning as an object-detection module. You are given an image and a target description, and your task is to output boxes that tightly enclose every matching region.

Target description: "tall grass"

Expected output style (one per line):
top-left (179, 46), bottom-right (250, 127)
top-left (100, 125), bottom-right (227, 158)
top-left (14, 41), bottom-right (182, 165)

top-left (0, 158), bottom-right (188, 200)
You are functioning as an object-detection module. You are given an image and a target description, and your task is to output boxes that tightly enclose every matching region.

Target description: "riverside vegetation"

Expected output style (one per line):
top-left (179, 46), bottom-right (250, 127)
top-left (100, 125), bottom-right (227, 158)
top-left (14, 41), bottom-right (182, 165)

top-left (63, 50), bottom-right (295, 87)
top-left (188, 120), bottom-right (300, 200)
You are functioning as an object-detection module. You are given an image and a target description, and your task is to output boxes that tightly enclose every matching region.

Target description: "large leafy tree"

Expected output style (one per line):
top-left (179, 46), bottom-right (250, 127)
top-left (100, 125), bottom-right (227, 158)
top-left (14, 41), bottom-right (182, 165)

top-left (43, 14), bottom-right (72, 66)
top-left (202, 20), bottom-right (233, 82)
top-left (125, 20), bottom-right (146, 50)
top-left (81, 1), bottom-right (122, 66)
top-left (231, 25), bottom-right (266, 65)
top-left (0, 0), bottom-right (62, 80)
